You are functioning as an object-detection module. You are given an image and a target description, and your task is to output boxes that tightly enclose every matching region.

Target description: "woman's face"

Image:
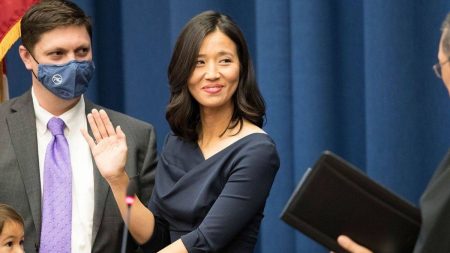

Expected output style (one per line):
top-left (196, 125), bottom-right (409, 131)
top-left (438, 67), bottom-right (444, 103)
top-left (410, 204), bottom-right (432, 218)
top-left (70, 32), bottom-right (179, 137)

top-left (188, 29), bottom-right (240, 111)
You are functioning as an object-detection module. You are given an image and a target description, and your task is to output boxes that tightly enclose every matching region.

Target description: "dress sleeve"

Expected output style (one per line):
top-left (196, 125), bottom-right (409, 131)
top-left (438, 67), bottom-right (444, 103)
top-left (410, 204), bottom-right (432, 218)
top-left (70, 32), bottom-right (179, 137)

top-left (140, 133), bottom-right (173, 252)
top-left (140, 215), bottom-right (171, 252)
top-left (180, 140), bottom-right (279, 252)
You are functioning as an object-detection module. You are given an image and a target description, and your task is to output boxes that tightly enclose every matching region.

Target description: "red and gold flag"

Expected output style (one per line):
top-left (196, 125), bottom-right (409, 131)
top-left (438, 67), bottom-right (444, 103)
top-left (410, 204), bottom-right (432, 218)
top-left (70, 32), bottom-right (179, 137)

top-left (0, 0), bottom-right (38, 102)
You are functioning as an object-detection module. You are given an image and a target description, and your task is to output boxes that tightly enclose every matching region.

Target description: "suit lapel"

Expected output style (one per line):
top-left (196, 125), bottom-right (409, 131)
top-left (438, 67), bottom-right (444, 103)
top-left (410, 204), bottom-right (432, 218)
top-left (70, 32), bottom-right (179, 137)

top-left (85, 99), bottom-right (110, 245)
top-left (7, 91), bottom-right (42, 238)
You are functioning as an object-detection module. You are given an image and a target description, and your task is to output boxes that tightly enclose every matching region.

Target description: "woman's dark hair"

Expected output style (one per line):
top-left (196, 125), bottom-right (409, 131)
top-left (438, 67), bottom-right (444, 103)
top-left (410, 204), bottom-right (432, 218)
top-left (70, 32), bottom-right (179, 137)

top-left (166, 10), bottom-right (266, 142)
top-left (0, 204), bottom-right (24, 234)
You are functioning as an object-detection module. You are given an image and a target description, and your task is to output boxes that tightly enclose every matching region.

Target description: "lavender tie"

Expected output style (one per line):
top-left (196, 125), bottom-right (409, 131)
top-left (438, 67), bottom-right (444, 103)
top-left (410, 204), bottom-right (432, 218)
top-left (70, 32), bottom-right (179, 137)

top-left (40, 117), bottom-right (72, 253)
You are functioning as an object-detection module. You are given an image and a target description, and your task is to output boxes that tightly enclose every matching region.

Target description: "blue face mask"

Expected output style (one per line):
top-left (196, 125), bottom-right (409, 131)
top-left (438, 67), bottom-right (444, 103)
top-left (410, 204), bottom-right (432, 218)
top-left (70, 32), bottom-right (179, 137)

top-left (34, 60), bottom-right (95, 100)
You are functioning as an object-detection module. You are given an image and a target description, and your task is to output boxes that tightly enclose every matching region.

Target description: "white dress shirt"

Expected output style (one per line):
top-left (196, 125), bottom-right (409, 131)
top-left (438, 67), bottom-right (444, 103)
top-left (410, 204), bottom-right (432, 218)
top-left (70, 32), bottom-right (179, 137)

top-left (32, 88), bottom-right (94, 253)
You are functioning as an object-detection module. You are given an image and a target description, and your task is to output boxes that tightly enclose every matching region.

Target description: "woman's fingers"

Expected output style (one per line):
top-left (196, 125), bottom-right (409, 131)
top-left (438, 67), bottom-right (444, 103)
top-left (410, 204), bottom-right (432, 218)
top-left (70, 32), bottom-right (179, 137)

top-left (88, 108), bottom-right (118, 143)
top-left (87, 112), bottom-right (102, 143)
top-left (91, 109), bottom-right (109, 139)
top-left (100, 109), bottom-right (116, 136)
top-left (80, 128), bottom-right (96, 149)
top-left (116, 125), bottom-right (126, 140)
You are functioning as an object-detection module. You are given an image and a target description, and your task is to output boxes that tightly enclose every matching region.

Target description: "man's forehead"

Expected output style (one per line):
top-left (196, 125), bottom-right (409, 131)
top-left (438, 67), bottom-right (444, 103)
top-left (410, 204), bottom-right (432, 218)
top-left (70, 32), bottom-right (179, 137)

top-left (34, 26), bottom-right (91, 51)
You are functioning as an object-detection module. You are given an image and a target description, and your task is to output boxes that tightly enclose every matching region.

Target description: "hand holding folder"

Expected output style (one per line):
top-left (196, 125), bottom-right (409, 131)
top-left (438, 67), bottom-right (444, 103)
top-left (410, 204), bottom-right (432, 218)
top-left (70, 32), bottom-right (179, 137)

top-left (280, 151), bottom-right (421, 253)
top-left (337, 235), bottom-right (373, 253)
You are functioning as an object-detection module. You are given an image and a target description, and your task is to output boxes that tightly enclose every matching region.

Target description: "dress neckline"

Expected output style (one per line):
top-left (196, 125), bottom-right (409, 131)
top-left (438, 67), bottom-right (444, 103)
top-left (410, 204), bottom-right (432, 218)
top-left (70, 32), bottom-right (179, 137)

top-left (195, 132), bottom-right (268, 161)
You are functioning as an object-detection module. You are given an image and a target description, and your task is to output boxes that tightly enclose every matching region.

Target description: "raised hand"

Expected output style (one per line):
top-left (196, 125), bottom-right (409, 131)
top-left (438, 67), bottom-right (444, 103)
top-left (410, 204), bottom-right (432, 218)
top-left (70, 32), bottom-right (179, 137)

top-left (81, 109), bottom-right (128, 182)
top-left (337, 235), bottom-right (373, 253)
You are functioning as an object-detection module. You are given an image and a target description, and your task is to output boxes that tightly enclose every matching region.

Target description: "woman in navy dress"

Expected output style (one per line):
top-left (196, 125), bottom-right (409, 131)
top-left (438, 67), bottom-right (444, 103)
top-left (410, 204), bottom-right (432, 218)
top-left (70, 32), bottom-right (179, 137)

top-left (82, 10), bottom-right (280, 253)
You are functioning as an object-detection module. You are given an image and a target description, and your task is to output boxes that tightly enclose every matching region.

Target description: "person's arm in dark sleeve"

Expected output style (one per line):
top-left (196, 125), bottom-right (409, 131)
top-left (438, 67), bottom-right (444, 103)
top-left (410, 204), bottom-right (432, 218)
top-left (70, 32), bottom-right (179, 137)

top-left (140, 215), bottom-right (171, 252)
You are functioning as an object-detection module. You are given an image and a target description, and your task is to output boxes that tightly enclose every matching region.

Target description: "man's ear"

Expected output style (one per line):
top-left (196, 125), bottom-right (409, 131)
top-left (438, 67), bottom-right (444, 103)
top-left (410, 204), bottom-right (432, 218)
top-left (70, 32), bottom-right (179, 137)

top-left (18, 45), bottom-right (34, 71)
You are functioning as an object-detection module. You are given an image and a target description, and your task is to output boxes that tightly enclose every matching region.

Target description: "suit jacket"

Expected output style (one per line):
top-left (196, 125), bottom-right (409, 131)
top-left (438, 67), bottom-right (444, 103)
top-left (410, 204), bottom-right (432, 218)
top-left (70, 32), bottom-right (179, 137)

top-left (413, 149), bottom-right (450, 253)
top-left (0, 90), bottom-right (157, 253)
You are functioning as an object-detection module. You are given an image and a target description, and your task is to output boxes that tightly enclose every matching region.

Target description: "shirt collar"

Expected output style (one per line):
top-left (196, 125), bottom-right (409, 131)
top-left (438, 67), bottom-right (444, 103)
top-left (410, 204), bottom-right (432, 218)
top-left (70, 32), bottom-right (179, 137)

top-left (32, 87), bottom-right (86, 135)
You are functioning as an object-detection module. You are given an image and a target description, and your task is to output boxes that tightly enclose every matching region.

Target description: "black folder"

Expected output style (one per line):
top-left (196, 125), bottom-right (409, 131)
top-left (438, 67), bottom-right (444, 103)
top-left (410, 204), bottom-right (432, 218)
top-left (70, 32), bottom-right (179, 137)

top-left (280, 151), bottom-right (421, 253)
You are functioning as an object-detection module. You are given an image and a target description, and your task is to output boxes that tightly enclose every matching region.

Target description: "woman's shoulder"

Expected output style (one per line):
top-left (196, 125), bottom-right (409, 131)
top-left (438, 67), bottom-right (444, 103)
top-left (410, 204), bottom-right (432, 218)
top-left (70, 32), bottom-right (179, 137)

top-left (231, 122), bottom-right (278, 159)
top-left (235, 121), bottom-right (274, 146)
top-left (228, 133), bottom-right (279, 177)
top-left (239, 120), bottom-right (266, 135)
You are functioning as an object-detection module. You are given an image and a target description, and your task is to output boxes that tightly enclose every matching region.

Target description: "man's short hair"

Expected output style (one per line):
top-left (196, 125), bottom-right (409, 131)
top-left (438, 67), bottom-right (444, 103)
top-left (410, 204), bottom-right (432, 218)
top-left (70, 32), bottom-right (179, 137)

top-left (21, 0), bottom-right (92, 53)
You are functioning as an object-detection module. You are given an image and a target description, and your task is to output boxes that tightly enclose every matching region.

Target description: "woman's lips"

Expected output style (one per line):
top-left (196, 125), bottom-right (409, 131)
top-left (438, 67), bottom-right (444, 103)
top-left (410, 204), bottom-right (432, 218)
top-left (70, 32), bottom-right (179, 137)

top-left (202, 85), bottom-right (224, 94)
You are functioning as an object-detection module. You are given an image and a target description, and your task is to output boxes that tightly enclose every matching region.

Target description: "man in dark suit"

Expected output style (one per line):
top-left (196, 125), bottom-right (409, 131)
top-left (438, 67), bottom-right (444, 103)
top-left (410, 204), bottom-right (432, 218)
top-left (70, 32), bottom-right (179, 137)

top-left (337, 12), bottom-right (450, 253)
top-left (0, 1), bottom-right (156, 252)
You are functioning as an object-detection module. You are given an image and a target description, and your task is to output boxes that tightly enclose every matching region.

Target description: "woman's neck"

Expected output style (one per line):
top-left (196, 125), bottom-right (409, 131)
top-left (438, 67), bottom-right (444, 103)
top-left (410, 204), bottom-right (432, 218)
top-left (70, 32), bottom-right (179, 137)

top-left (198, 106), bottom-right (235, 146)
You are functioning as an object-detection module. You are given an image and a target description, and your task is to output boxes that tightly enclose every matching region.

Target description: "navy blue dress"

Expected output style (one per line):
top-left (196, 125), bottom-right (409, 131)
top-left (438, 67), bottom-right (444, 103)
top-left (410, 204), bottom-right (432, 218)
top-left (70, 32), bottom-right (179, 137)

top-left (142, 133), bottom-right (279, 253)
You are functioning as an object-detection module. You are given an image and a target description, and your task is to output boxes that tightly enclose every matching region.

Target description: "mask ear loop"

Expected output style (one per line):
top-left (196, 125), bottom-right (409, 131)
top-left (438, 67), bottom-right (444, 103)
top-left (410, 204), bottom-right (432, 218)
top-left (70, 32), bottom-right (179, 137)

top-left (24, 45), bottom-right (40, 79)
